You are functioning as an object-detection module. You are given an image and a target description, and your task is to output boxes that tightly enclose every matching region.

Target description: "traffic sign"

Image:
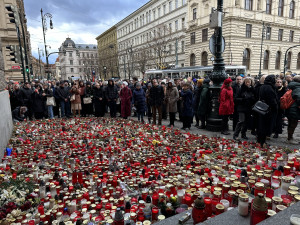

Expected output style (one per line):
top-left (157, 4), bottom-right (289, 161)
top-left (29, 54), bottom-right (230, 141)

top-left (209, 34), bottom-right (225, 56)
top-left (12, 65), bottom-right (20, 69)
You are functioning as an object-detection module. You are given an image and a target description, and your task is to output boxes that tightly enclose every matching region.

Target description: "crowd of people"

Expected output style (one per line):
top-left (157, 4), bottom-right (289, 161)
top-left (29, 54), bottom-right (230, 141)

top-left (5, 73), bottom-right (300, 147)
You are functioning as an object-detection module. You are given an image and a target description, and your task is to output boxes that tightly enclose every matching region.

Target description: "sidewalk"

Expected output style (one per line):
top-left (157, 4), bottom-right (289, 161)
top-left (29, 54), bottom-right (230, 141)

top-left (130, 115), bottom-right (300, 149)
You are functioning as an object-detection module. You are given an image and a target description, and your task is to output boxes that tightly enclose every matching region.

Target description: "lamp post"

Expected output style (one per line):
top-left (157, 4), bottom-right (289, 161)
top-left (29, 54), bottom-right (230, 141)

top-left (258, 22), bottom-right (270, 78)
top-left (206, 0), bottom-right (227, 131)
top-left (41, 8), bottom-right (53, 80)
top-left (38, 48), bottom-right (43, 79)
top-left (283, 44), bottom-right (300, 78)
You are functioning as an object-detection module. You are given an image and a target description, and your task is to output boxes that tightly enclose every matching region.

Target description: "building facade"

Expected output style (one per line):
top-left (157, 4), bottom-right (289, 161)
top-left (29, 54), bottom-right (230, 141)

top-left (31, 56), bottom-right (46, 80)
top-left (96, 26), bottom-right (118, 80)
top-left (1, 0), bottom-right (32, 81)
top-left (186, 0), bottom-right (300, 76)
top-left (115, 0), bottom-right (187, 79)
top-left (58, 38), bottom-right (99, 81)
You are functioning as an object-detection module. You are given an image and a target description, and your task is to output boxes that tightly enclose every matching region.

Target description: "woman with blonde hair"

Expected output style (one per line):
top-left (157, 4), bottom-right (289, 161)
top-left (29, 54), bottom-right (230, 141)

top-left (70, 83), bottom-right (82, 117)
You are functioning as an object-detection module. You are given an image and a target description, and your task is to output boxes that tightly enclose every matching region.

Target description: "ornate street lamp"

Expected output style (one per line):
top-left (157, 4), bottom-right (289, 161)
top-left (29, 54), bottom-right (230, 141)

top-left (41, 8), bottom-right (53, 80)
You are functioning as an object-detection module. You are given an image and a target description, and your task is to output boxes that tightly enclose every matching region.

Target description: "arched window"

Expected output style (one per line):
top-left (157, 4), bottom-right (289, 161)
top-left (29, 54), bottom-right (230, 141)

top-left (275, 51), bottom-right (281, 70)
top-left (201, 52), bottom-right (208, 66)
top-left (190, 53), bottom-right (196, 66)
top-left (245, 0), bottom-right (253, 10)
top-left (263, 50), bottom-right (270, 70)
top-left (287, 52), bottom-right (292, 69)
top-left (289, 1), bottom-right (295, 19)
top-left (242, 48), bottom-right (251, 69)
top-left (278, 0), bottom-right (284, 17)
top-left (297, 53), bottom-right (300, 69)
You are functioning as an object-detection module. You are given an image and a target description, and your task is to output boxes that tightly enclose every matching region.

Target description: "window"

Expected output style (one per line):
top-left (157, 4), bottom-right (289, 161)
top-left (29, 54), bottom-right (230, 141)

top-left (275, 51), bottom-right (281, 70)
top-left (265, 27), bottom-right (271, 40)
top-left (202, 28), bottom-right (208, 42)
top-left (71, 68), bottom-right (74, 73)
top-left (266, 0), bottom-right (272, 14)
top-left (169, 23), bottom-right (172, 33)
top-left (245, 0), bottom-right (253, 10)
top-left (242, 48), bottom-right (251, 69)
top-left (79, 68), bottom-right (82, 72)
top-left (289, 30), bottom-right (294, 42)
top-left (169, 1), bottom-right (172, 12)
top-left (175, 20), bottom-right (178, 30)
top-left (169, 44), bottom-right (172, 54)
top-left (287, 52), bottom-right (292, 69)
top-left (193, 8), bottom-right (197, 20)
top-left (246, 24), bottom-right (252, 38)
top-left (263, 50), bottom-right (270, 70)
top-left (182, 18), bottom-right (185, 29)
top-left (69, 52), bottom-right (72, 57)
top-left (175, 0), bottom-right (178, 8)
top-left (181, 40), bottom-right (185, 52)
top-left (70, 60), bottom-right (73, 65)
top-left (190, 53), bottom-right (196, 66)
top-left (182, 0), bottom-right (186, 5)
top-left (278, 0), bottom-right (284, 17)
top-left (153, 10), bottom-right (156, 20)
top-left (158, 7), bottom-right (161, 17)
top-left (190, 32), bottom-right (196, 44)
top-left (297, 53), bottom-right (300, 69)
top-left (278, 29), bottom-right (283, 41)
top-left (201, 52), bottom-right (208, 66)
top-left (289, 1), bottom-right (295, 19)
top-left (163, 5), bottom-right (166, 14)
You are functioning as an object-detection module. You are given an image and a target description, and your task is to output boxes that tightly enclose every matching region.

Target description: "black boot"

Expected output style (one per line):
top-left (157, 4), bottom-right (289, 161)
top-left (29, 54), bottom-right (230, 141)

top-left (241, 134), bottom-right (248, 140)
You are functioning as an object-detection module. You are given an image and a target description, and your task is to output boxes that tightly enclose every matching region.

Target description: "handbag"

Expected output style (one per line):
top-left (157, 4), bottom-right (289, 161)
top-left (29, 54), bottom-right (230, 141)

top-left (46, 97), bottom-right (56, 106)
top-left (83, 97), bottom-right (92, 104)
top-left (70, 94), bottom-right (76, 102)
top-left (252, 100), bottom-right (269, 115)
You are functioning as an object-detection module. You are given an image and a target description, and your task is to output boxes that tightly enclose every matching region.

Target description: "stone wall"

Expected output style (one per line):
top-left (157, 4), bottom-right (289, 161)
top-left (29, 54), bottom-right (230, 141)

top-left (0, 91), bottom-right (13, 160)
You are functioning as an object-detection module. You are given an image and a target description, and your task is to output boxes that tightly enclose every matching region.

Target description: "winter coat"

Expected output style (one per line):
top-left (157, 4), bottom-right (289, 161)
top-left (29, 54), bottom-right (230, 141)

top-left (149, 85), bottom-right (165, 106)
top-left (132, 88), bottom-right (146, 113)
top-left (70, 87), bottom-right (81, 104)
top-left (193, 86), bottom-right (202, 111)
top-left (12, 106), bottom-right (26, 122)
top-left (85, 86), bottom-right (93, 97)
top-left (105, 81), bottom-right (119, 101)
top-left (56, 86), bottom-right (70, 101)
top-left (120, 86), bottom-right (132, 118)
top-left (286, 81), bottom-right (300, 120)
top-left (235, 84), bottom-right (255, 113)
top-left (219, 85), bottom-right (234, 115)
top-left (259, 76), bottom-right (278, 113)
top-left (165, 86), bottom-right (179, 113)
top-left (32, 90), bottom-right (44, 113)
top-left (180, 89), bottom-right (193, 117)
top-left (197, 83), bottom-right (210, 116)
top-left (10, 89), bottom-right (22, 110)
top-left (19, 87), bottom-right (33, 106)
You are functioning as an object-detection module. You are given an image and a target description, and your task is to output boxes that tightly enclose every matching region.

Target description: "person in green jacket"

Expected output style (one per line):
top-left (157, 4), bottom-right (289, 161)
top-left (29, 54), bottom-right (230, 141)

top-left (197, 78), bottom-right (211, 129)
top-left (286, 75), bottom-right (300, 144)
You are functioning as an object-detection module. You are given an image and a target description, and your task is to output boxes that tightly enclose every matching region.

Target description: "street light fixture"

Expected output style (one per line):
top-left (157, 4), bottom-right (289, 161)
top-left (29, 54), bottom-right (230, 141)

top-left (41, 8), bottom-right (53, 80)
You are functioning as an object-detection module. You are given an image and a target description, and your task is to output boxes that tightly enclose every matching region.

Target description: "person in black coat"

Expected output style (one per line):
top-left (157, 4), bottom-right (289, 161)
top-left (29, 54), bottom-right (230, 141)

top-left (273, 79), bottom-right (286, 138)
top-left (19, 82), bottom-right (33, 120)
top-left (193, 79), bottom-right (203, 127)
top-left (105, 79), bottom-right (119, 118)
top-left (32, 84), bottom-right (45, 119)
top-left (132, 82), bottom-right (146, 123)
top-left (257, 75), bottom-right (278, 147)
top-left (233, 78), bottom-right (255, 140)
top-left (10, 83), bottom-right (22, 111)
top-left (93, 82), bottom-right (105, 117)
top-left (232, 75), bottom-right (243, 131)
top-left (12, 106), bottom-right (27, 122)
top-left (149, 79), bottom-right (165, 125)
top-left (56, 81), bottom-right (71, 118)
top-left (180, 83), bottom-right (194, 130)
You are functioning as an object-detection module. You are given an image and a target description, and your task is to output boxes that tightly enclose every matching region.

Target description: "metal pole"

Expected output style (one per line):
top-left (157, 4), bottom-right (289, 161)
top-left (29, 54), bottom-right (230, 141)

top-left (258, 22), bottom-right (265, 78)
top-left (16, 26), bottom-right (26, 82)
top-left (175, 39), bottom-right (178, 67)
top-left (38, 48), bottom-right (42, 79)
top-left (41, 8), bottom-right (50, 80)
top-left (123, 54), bottom-right (126, 80)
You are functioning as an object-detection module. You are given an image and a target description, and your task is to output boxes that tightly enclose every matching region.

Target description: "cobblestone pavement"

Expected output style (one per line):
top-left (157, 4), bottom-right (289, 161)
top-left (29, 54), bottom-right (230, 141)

top-left (130, 116), bottom-right (300, 150)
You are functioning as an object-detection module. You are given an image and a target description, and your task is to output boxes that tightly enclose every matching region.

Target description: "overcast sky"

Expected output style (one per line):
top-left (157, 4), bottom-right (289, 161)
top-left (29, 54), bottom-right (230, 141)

top-left (24, 0), bottom-right (149, 64)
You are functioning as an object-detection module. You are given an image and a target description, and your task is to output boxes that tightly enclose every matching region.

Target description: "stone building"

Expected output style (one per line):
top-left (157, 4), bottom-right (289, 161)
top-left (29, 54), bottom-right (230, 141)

top-left (185, 0), bottom-right (300, 76)
top-left (1, 0), bottom-right (32, 81)
top-left (58, 38), bottom-right (99, 81)
top-left (31, 56), bottom-right (46, 80)
top-left (115, 0), bottom-right (188, 79)
top-left (96, 26), bottom-right (118, 80)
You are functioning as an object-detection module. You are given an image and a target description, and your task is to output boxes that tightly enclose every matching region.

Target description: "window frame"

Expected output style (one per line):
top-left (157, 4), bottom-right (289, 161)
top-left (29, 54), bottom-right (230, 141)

top-left (190, 32), bottom-right (196, 44)
top-left (246, 24), bottom-right (252, 38)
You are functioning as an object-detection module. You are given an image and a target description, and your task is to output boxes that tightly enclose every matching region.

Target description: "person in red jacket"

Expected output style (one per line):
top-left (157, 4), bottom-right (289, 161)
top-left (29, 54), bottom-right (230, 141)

top-left (219, 78), bottom-right (234, 135)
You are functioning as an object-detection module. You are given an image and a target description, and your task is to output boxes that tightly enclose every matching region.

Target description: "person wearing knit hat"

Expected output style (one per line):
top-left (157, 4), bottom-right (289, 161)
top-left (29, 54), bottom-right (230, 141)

top-left (219, 78), bottom-right (234, 135)
top-left (123, 81), bottom-right (128, 87)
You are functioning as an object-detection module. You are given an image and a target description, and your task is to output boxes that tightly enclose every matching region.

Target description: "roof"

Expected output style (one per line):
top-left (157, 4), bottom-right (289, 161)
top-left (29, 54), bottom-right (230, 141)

top-left (75, 44), bottom-right (97, 50)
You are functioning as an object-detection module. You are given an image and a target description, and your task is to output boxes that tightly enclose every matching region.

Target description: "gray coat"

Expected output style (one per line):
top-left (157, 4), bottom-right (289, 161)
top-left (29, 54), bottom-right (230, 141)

top-left (165, 86), bottom-right (179, 113)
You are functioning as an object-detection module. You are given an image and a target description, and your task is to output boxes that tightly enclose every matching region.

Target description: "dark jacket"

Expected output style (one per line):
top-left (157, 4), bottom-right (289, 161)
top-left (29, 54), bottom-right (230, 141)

top-left (197, 83), bottom-right (210, 116)
top-left (193, 86), bottom-right (202, 111)
top-left (19, 87), bottom-right (33, 106)
top-left (105, 80), bottom-right (119, 100)
top-left (10, 89), bottom-right (22, 110)
top-left (32, 90), bottom-right (45, 113)
top-left (149, 85), bottom-right (165, 106)
top-left (56, 86), bottom-right (70, 101)
top-left (180, 89), bottom-right (193, 117)
top-left (235, 84), bottom-right (255, 113)
top-left (132, 88), bottom-right (146, 113)
top-left (286, 81), bottom-right (300, 120)
top-left (259, 76), bottom-right (278, 112)
top-left (12, 106), bottom-right (26, 122)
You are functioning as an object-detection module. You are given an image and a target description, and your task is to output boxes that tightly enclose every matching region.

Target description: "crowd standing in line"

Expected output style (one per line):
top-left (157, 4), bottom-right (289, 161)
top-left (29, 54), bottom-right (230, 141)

top-left (6, 73), bottom-right (300, 147)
